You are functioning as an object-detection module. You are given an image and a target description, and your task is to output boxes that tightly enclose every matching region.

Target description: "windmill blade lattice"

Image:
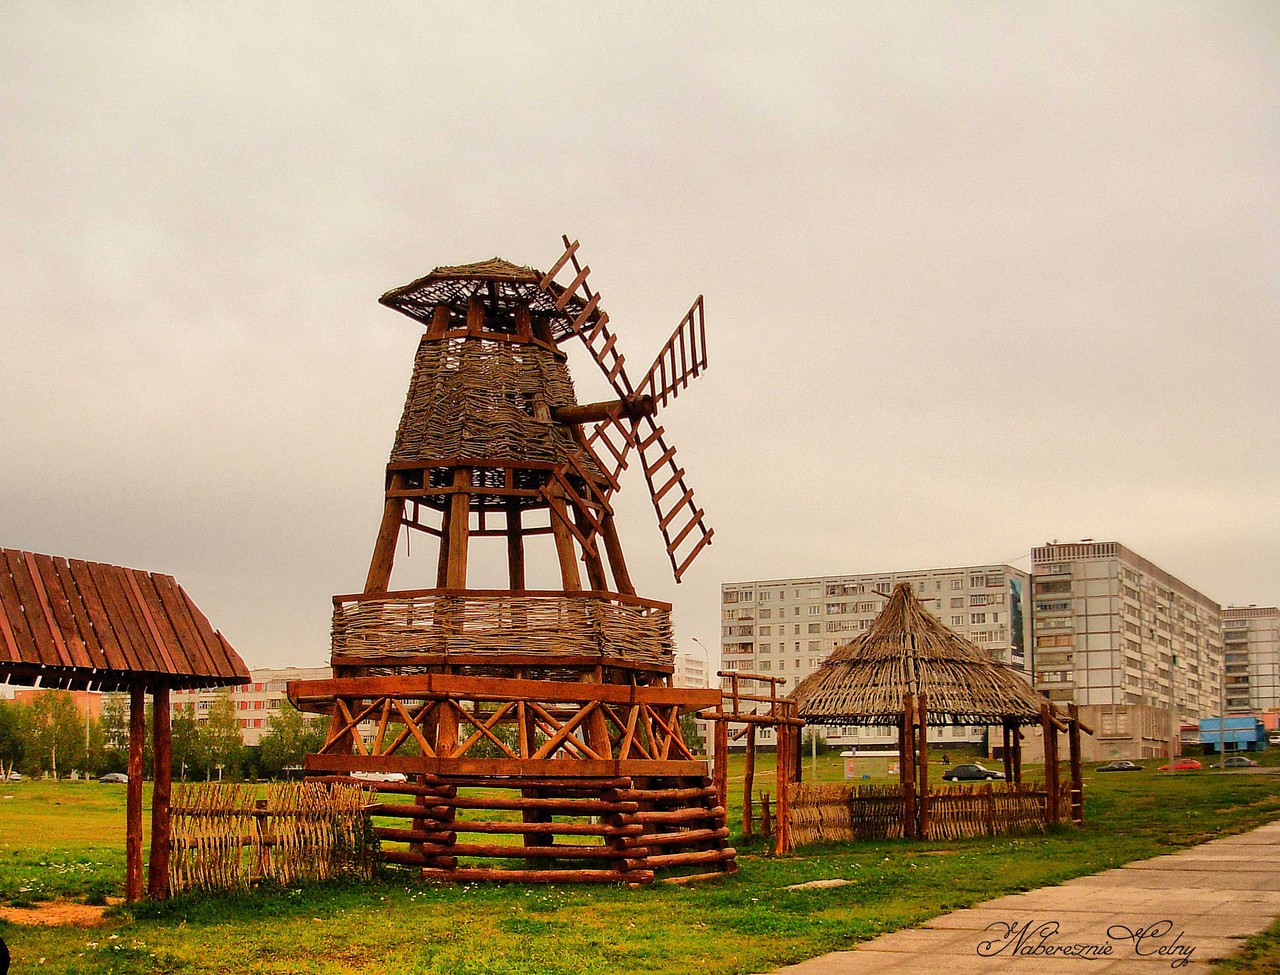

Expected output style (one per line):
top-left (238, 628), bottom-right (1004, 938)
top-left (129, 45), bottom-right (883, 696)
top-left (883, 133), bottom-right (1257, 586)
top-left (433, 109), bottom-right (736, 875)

top-left (541, 237), bottom-right (714, 582)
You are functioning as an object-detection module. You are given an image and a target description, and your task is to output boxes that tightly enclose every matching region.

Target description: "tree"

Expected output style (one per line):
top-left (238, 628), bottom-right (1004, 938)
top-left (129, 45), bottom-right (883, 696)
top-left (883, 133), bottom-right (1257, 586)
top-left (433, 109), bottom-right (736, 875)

top-left (99, 694), bottom-right (130, 775)
top-left (25, 692), bottom-right (89, 779)
top-left (171, 710), bottom-right (206, 781)
top-left (259, 702), bottom-right (326, 779)
top-left (0, 700), bottom-right (25, 779)
top-left (202, 691), bottom-right (244, 780)
top-left (679, 712), bottom-right (706, 755)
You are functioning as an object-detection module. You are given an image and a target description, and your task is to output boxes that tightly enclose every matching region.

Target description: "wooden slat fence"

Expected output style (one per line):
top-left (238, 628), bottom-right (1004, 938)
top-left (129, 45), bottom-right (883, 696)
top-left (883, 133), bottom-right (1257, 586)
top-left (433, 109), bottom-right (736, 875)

top-left (787, 781), bottom-right (1068, 850)
top-left (168, 782), bottom-right (374, 895)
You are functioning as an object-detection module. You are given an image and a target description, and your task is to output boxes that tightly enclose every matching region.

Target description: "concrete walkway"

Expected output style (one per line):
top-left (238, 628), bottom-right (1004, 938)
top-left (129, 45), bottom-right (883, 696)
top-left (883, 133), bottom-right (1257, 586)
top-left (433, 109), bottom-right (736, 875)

top-left (768, 819), bottom-right (1280, 974)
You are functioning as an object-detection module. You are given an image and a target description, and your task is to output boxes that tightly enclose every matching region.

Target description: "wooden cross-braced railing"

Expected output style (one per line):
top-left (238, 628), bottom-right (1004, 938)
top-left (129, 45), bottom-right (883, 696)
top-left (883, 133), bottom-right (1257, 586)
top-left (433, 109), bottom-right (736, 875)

top-left (315, 689), bottom-right (699, 765)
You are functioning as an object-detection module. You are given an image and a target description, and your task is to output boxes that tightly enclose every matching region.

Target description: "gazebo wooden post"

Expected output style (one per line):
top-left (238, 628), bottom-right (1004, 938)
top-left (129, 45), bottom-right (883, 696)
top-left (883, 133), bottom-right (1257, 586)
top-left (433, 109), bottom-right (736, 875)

top-left (1001, 719), bottom-right (1014, 782)
top-left (713, 715), bottom-right (729, 811)
top-left (1041, 704), bottom-right (1060, 825)
top-left (900, 693), bottom-right (916, 839)
top-left (1068, 704), bottom-right (1084, 825)
top-left (1013, 726), bottom-right (1023, 784)
top-left (916, 694), bottom-right (930, 840)
top-left (768, 721), bottom-right (788, 849)
top-left (742, 723), bottom-right (757, 839)
top-left (126, 680), bottom-right (146, 902)
top-left (793, 719), bottom-right (804, 784)
top-left (148, 683), bottom-right (172, 899)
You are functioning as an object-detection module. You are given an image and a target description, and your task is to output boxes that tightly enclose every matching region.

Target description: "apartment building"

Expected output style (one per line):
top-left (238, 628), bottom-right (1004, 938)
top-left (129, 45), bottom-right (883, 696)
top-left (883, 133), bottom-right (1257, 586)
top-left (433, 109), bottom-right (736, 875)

top-left (170, 665), bottom-right (330, 745)
top-left (672, 650), bottom-right (710, 689)
top-left (1030, 542), bottom-right (1223, 757)
top-left (1222, 606), bottom-right (1280, 714)
top-left (720, 564), bottom-right (1030, 750)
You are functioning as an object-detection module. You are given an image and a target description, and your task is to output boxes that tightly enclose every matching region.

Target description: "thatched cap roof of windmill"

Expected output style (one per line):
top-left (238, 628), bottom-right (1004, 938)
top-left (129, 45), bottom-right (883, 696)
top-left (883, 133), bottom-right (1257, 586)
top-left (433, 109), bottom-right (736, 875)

top-left (790, 582), bottom-right (1055, 727)
top-left (378, 257), bottom-right (598, 341)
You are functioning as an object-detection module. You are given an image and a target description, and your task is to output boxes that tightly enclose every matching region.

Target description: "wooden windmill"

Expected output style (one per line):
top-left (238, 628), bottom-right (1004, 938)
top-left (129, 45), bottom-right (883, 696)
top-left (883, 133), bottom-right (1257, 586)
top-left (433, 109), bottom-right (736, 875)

top-left (289, 239), bottom-right (735, 884)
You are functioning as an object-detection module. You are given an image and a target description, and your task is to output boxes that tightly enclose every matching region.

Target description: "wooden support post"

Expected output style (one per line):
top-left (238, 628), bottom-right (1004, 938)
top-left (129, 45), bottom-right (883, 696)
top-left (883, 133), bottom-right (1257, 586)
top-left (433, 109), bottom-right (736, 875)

top-left (126, 681), bottom-right (146, 902)
top-left (788, 716), bottom-right (798, 788)
top-left (546, 481), bottom-right (583, 591)
top-left (505, 501), bottom-right (526, 591)
top-left (364, 473), bottom-right (406, 593)
top-left (599, 512), bottom-right (636, 596)
top-left (1042, 705), bottom-right (1060, 825)
top-left (1001, 720), bottom-right (1014, 783)
top-left (571, 501), bottom-right (609, 592)
top-left (742, 723), bottom-right (757, 839)
top-left (1012, 725), bottom-right (1023, 784)
top-left (713, 717), bottom-right (729, 812)
top-left (466, 292), bottom-right (485, 334)
top-left (445, 468), bottom-right (471, 588)
top-left (916, 693), bottom-right (930, 840)
top-left (900, 694), bottom-right (916, 840)
top-left (775, 723), bottom-right (790, 856)
top-left (147, 684), bottom-right (171, 899)
top-left (1068, 704), bottom-right (1084, 825)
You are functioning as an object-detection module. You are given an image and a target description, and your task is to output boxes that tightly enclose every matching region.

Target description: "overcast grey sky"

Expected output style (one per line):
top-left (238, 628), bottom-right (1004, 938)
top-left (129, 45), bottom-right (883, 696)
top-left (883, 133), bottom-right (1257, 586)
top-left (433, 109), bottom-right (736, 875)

top-left (2, 4), bottom-right (1276, 671)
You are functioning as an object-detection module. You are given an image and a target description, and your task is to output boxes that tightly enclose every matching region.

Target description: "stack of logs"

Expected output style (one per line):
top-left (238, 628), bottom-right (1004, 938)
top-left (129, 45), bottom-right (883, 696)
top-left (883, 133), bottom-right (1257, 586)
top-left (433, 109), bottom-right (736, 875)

top-left (314, 773), bottom-right (735, 884)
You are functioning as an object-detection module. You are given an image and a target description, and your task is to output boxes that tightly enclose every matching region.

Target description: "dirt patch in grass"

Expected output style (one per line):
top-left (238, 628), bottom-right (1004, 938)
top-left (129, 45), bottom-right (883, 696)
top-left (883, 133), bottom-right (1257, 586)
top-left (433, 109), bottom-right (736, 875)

top-left (0, 899), bottom-right (119, 927)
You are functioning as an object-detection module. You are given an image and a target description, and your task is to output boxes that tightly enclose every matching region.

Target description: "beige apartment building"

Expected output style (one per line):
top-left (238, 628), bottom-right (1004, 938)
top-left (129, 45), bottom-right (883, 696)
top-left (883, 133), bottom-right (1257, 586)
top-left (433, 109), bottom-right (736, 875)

top-left (171, 665), bottom-right (330, 745)
top-left (1030, 541), bottom-right (1223, 758)
top-left (720, 563), bottom-right (1031, 751)
top-left (1222, 606), bottom-right (1280, 714)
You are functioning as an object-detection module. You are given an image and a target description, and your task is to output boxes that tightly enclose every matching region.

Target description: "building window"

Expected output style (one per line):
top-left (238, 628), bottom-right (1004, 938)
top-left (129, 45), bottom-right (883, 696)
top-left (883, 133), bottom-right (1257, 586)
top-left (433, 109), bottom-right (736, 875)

top-left (970, 613), bottom-right (987, 625)
top-left (807, 623), bottom-right (820, 634)
top-left (951, 615), bottom-right (963, 626)
top-left (950, 579), bottom-right (963, 590)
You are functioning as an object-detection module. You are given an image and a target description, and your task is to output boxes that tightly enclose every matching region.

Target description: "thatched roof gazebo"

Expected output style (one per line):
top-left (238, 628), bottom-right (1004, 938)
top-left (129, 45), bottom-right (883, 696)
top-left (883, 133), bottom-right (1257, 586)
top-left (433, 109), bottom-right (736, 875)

top-left (791, 582), bottom-right (1051, 728)
top-left (789, 583), bottom-right (1089, 840)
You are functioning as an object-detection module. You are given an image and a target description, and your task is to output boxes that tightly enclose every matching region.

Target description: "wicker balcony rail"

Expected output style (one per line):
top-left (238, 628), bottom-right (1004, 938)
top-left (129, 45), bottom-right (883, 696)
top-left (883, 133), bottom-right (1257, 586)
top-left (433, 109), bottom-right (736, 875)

top-left (331, 589), bottom-right (673, 668)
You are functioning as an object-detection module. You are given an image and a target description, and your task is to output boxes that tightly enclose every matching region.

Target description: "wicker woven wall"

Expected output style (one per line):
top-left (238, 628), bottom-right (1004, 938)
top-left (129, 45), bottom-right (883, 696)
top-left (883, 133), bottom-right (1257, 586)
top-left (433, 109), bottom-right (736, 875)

top-left (332, 592), bottom-right (673, 667)
top-left (391, 335), bottom-right (596, 473)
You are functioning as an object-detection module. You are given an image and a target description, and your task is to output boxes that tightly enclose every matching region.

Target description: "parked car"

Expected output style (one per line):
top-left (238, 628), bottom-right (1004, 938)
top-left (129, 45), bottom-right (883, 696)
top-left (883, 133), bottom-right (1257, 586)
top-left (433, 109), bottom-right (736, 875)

top-left (98, 772), bottom-right (128, 784)
top-left (941, 763), bottom-right (1005, 782)
top-left (1157, 758), bottom-right (1202, 772)
top-left (1222, 756), bottom-right (1258, 768)
top-left (1096, 760), bottom-right (1144, 772)
top-left (6, 771), bottom-right (21, 781)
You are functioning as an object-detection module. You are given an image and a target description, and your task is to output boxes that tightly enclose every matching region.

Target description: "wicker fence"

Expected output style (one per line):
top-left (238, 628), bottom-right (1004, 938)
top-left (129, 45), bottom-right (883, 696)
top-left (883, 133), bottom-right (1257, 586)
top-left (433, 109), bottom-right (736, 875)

top-left (168, 782), bottom-right (375, 895)
top-left (787, 781), bottom-right (1069, 849)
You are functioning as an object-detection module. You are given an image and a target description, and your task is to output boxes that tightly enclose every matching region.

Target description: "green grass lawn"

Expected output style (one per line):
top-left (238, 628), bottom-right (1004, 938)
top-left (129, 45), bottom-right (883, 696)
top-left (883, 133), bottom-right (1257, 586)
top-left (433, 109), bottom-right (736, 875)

top-left (1, 758), bottom-right (1278, 974)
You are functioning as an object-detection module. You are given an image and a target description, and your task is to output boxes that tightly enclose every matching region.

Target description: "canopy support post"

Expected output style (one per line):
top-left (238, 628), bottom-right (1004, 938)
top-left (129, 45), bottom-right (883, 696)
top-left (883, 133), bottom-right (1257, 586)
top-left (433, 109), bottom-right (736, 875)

top-left (1068, 703), bottom-right (1084, 825)
top-left (126, 680), bottom-right (146, 902)
top-left (1042, 704), bottom-right (1060, 825)
top-left (1001, 719), bottom-right (1014, 782)
top-left (900, 693), bottom-right (916, 839)
top-left (148, 683), bottom-right (172, 899)
top-left (916, 693), bottom-right (930, 840)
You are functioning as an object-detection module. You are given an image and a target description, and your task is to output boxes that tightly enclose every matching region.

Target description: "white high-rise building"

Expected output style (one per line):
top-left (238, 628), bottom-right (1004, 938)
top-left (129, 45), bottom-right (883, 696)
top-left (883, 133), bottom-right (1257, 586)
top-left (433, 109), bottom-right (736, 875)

top-left (1222, 606), bottom-right (1280, 714)
top-left (720, 563), bottom-right (1031, 751)
top-left (1030, 542), bottom-right (1223, 726)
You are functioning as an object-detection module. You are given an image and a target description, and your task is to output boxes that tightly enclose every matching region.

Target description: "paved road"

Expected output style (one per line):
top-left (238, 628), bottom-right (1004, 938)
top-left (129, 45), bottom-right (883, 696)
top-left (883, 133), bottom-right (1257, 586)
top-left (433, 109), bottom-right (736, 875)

top-left (767, 819), bottom-right (1280, 974)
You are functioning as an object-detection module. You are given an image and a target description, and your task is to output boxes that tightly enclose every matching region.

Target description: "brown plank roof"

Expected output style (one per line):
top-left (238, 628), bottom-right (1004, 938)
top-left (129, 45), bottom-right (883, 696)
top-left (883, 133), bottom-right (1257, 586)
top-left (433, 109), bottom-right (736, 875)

top-left (0, 548), bottom-right (250, 692)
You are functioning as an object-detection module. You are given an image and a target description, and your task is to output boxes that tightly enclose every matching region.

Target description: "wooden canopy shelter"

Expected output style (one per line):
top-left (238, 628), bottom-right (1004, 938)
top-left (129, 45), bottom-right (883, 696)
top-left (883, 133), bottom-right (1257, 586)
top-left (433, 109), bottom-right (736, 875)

top-left (0, 547), bottom-right (249, 899)
top-left (791, 582), bottom-right (1089, 837)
